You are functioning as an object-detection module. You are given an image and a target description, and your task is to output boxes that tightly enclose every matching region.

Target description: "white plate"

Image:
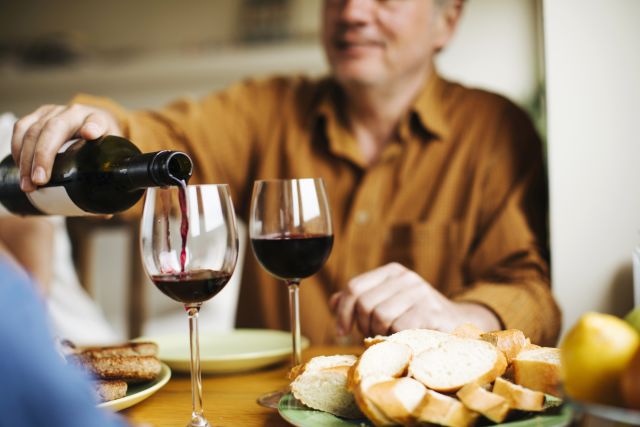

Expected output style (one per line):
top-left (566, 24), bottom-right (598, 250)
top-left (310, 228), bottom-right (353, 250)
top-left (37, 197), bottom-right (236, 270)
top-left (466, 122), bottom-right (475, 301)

top-left (145, 329), bottom-right (310, 374)
top-left (98, 362), bottom-right (171, 412)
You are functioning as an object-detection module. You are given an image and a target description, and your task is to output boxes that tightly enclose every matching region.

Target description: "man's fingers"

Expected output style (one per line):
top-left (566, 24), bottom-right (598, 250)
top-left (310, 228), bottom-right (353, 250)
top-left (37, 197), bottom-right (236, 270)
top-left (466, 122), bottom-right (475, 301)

top-left (11, 106), bottom-right (52, 164)
top-left (18, 106), bottom-right (66, 191)
top-left (334, 291), bottom-right (357, 336)
top-left (336, 263), bottom-right (406, 336)
top-left (79, 112), bottom-right (110, 141)
top-left (368, 276), bottom-right (430, 336)
top-left (354, 277), bottom-right (416, 337)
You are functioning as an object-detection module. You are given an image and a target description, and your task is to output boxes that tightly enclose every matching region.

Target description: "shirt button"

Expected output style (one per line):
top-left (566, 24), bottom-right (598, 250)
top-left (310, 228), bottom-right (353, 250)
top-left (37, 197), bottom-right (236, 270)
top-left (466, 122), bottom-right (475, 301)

top-left (355, 210), bottom-right (370, 224)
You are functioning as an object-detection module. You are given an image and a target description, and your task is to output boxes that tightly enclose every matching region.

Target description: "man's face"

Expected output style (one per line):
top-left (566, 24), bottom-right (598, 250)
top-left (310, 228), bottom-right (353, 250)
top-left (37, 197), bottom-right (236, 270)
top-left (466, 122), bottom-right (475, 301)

top-left (322, 0), bottom-right (452, 87)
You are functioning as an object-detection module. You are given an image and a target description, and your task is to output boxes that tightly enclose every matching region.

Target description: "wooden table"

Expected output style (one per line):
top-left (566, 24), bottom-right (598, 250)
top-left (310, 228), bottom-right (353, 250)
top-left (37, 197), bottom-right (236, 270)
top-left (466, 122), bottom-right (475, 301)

top-left (123, 346), bottom-right (362, 427)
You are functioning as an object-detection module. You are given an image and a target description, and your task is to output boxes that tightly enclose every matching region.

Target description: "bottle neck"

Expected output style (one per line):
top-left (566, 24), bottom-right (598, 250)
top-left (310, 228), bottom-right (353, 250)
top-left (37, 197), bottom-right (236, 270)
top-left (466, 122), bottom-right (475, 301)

top-left (123, 151), bottom-right (193, 189)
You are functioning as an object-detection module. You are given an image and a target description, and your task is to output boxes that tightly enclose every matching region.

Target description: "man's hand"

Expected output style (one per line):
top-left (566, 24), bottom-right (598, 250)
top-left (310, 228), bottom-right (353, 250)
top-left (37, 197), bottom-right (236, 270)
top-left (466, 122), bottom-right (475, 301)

top-left (11, 104), bottom-right (122, 192)
top-left (330, 263), bottom-right (501, 337)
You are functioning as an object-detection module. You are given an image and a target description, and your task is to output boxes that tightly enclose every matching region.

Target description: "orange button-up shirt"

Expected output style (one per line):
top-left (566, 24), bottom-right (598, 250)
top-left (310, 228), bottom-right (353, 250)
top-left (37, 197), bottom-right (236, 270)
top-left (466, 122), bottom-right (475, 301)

top-left (76, 71), bottom-right (561, 346)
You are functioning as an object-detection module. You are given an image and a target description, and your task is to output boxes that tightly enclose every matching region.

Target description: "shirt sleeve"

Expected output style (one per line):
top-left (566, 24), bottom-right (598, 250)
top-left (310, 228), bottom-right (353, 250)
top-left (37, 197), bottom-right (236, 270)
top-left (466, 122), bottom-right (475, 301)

top-left (453, 102), bottom-right (561, 346)
top-left (0, 258), bottom-right (128, 427)
top-left (72, 77), bottom-right (289, 218)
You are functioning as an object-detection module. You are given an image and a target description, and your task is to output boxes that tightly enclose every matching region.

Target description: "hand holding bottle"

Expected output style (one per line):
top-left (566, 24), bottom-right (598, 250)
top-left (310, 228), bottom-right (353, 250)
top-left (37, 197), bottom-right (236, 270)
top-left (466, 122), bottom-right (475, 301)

top-left (11, 104), bottom-right (122, 192)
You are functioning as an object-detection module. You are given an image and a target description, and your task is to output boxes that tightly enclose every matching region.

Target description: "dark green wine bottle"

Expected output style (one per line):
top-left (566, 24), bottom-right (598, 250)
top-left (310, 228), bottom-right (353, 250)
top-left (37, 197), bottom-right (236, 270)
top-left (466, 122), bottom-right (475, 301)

top-left (0, 135), bottom-right (192, 216)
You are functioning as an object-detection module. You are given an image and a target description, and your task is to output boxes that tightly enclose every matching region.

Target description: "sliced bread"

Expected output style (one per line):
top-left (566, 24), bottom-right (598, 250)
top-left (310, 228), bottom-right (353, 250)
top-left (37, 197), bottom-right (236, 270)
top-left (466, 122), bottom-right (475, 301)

top-left (93, 379), bottom-right (128, 402)
top-left (415, 389), bottom-right (479, 427)
top-left (365, 377), bottom-right (427, 425)
top-left (385, 328), bottom-right (455, 355)
top-left (492, 377), bottom-right (545, 412)
top-left (409, 337), bottom-right (507, 392)
top-left (290, 355), bottom-right (363, 419)
top-left (456, 382), bottom-right (510, 423)
top-left (349, 341), bottom-right (413, 426)
top-left (452, 323), bottom-right (485, 339)
top-left (512, 347), bottom-right (561, 397)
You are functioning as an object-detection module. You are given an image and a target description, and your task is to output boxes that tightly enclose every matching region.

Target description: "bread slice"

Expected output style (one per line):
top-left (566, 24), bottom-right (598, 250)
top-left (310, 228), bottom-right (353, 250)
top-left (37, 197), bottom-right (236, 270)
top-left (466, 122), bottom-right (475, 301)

top-left (77, 341), bottom-right (158, 358)
top-left (480, 329), bottom-right (528, 364)
top-left (349, 341), bottom-right (413, 426)
top-left (492, 377), bottom-right (545, 411)
top-left (365, 377), bottom-right (426, 425)
top-left (456, 382), bottom-right (510, 423)
top-left (512, 347), bottom-right (561, 397)
top-left (71, 355), bottom-right (162, 382)
top-left (409, 337), bottom-right (507, 392)
top-left (290, 355), bottom-right (363, 419)
top-left (385, 328), bottom-right (454, 355)
top-left (452, 323), bottom-right (485, 339)
top-left (93, 380), bottom-right (128, 402)
top-left (415, 389), bottom-right (479, 427)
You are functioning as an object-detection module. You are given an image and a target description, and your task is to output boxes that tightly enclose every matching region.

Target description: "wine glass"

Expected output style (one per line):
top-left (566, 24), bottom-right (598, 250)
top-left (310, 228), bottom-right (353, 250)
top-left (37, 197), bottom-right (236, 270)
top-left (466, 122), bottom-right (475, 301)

top-left (249, 178), bottom-right (334, 408)
top-left (140, 184), bottom-right (238, 427)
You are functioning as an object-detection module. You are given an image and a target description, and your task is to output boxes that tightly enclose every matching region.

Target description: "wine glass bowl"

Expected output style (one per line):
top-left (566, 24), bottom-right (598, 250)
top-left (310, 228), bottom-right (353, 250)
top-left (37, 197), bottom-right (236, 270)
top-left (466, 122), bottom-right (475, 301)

top-left (249, 178), bottom-right (333, 408)
top-left (140, 184), bottom-right (238, 427)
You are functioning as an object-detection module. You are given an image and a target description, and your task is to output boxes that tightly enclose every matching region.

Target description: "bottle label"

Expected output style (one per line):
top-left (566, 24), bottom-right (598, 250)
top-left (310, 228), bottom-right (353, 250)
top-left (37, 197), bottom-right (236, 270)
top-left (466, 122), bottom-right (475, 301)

top-left (26, 186), bottom-right (88, 216)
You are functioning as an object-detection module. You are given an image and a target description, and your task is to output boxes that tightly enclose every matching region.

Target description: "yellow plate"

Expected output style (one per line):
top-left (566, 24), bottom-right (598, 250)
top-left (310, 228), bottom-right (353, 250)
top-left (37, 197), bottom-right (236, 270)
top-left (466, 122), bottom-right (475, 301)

top-left (145, 329), bottom-right (310, 374)
top-left (98, 362), bottom-right (171, 412)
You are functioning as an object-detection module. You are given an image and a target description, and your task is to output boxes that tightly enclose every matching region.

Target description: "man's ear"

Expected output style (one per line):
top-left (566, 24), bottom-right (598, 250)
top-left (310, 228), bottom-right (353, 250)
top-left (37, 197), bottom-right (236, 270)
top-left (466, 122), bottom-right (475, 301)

top-left (433, 0), bottom-right (464, 52)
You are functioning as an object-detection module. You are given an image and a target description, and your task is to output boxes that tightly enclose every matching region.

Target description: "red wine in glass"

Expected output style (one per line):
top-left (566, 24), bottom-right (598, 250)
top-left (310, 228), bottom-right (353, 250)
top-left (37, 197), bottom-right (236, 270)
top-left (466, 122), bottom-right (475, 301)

top-left (141, 184), bottom-right (238, 427)
top-left (251, 233), bottom-right (333, 280)
top-left (151, 269), bottom-right (232, 305)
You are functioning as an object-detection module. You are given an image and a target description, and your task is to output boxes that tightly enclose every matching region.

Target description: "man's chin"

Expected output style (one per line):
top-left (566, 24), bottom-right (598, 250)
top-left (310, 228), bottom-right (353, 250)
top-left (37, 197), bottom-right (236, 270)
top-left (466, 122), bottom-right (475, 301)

top-left (331, 67), bottom-right (386, 88)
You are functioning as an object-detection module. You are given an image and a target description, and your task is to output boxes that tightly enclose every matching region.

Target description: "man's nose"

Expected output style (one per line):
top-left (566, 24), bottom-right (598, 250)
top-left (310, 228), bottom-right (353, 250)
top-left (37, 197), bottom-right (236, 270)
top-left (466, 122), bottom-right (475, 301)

top-left (338, 0), bottom-right (376, 24)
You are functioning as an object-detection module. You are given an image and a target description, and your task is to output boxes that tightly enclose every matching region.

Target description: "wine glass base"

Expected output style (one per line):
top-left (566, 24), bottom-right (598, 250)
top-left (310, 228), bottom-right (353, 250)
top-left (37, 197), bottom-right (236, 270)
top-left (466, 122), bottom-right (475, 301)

top-left (186, 415), bottom-right (210, 427)
top-left (257, 389), bottom-right (286, 409)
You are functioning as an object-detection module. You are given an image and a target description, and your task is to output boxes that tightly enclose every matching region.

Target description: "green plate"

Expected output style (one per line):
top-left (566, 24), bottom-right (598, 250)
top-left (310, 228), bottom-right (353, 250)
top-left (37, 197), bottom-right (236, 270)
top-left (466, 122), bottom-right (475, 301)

top-left (278, 393), bottom-right (573, 427)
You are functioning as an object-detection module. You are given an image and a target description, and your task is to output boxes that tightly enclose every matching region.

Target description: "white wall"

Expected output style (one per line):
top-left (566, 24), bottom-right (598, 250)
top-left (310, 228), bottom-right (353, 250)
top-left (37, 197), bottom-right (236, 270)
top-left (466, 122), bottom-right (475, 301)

top-left (543, 0), bottom-right (640, 336)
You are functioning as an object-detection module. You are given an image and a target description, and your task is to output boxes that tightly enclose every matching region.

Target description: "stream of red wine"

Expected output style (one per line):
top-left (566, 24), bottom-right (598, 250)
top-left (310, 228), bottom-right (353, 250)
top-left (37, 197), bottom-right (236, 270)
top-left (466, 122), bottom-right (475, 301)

top-left (176, 179), bottom-right (189, 273)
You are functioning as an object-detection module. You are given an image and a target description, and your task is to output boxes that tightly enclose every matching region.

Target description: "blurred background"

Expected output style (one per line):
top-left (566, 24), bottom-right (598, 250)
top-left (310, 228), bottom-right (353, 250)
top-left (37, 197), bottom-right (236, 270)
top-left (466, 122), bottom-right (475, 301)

top-left (0, 0), bottom-right (638, 342)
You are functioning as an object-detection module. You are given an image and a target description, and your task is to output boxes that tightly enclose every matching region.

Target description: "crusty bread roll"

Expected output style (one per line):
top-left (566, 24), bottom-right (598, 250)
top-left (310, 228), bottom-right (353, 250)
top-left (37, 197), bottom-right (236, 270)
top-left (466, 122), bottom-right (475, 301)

top-left (456, 382), bottom-right (510, 423)
top-left (93, 380), bottom-right (128, 402)
top-left (409, 337), bottom-right (507, 392)
top-left (290, 355), bottom-right (363, 419)
top-left (492, 377), bottom-right (545, 412)
top-left (415, 389), bottom-right (479, 427)
top-left (512, 347), bottom-right (561, 397)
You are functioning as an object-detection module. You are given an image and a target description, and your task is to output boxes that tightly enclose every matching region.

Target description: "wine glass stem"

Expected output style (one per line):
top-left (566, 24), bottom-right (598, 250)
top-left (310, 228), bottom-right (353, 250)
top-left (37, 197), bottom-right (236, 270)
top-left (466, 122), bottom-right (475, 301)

top-left (187, 305), bottom-right (208, 426)
top-left (287, 280), bottom-right (302, 366)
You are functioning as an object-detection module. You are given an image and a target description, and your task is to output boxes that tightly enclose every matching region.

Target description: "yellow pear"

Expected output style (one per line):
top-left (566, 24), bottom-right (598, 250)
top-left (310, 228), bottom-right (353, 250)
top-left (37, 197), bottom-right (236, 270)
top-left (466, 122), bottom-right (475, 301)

top-left (560, 312), bottom-right (639, 405)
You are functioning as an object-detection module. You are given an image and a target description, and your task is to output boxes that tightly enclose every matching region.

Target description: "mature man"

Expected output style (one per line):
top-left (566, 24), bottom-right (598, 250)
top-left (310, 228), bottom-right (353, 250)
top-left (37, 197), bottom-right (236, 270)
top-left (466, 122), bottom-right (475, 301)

top-left (11, 0), bottom-right (561, 345)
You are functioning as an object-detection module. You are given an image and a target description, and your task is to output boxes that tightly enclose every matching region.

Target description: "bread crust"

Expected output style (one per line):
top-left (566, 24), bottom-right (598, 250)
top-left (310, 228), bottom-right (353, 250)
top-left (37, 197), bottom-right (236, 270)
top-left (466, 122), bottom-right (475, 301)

top-left (492, 377), bottom-right (545, 412)
top-left (512, 347), bottom-right (561, 397)
top-left (71, 355), bottom-right (162, 382)
top-left (481, 329), bottom-right (528, 364)
top-left (456, 382), bottom-right (510, 423)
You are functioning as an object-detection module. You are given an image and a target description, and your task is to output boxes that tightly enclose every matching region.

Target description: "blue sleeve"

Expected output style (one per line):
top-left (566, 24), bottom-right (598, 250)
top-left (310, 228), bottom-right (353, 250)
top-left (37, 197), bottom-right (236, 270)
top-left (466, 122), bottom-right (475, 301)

top-left (0, 258), bottom-right (128, 427)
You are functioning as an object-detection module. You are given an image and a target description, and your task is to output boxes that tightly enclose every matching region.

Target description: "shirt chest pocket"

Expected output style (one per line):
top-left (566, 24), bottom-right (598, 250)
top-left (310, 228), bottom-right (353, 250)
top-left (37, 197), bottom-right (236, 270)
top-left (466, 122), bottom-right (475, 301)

top-left (383, 221), bottom-right (463, 290)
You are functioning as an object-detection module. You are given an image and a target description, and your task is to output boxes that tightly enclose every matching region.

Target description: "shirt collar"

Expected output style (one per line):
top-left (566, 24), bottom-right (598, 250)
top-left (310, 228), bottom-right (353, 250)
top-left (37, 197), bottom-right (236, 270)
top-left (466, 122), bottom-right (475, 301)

top-left (410, 69), bottom-right (451, 142)
top-left (313, 70), bottom-right (451, 165)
